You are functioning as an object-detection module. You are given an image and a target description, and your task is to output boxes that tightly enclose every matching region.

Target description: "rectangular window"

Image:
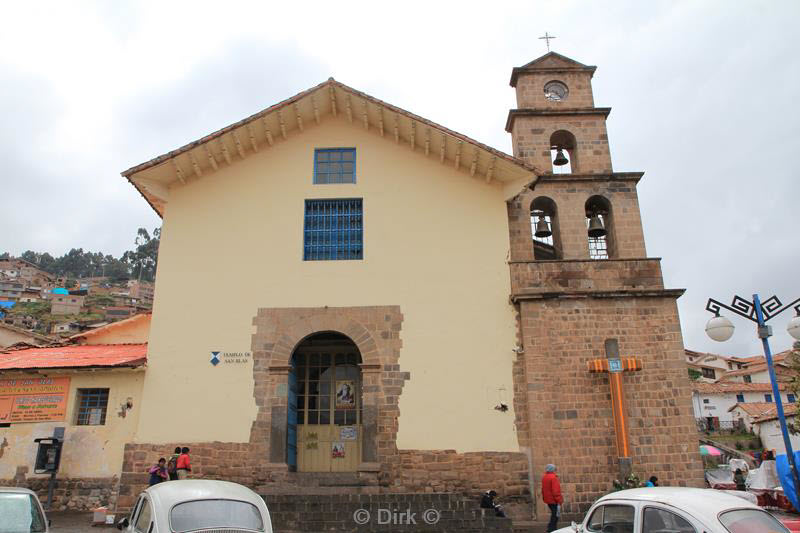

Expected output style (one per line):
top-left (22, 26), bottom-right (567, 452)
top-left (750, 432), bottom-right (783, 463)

top-left (75, 388), bottom-right (109, 426)
top-left (702, 399), bottom-right (710, 404)
top-left (765, 394), bottom-right (773, 403)
top-left (303, 199), bottom-right (363, 261)
top-left (736, 394), bottom-right (745, 403)
top-left (789, 394), bottom-right (796, 403)
top-left (702, 368), bottom-right (716, 379)
top-left (743, 375), bottom-right (752, 383)
top-left (313, 148), bottom-right (356, 184)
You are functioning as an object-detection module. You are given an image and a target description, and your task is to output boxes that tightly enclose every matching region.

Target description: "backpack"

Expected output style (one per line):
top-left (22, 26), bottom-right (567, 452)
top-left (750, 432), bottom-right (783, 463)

top-left (167, 456), bottom-right (178, 474)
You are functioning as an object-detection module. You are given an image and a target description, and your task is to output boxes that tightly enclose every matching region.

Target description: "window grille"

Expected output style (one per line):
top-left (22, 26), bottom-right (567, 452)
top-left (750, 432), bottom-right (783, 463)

top-left (303, 199), bottom-right (363, 261)
top-left (765, 394), bottom-right (773, 403)
top-left (75, 388), bottom-right (109, 425)
top-left (736, 394), bottom-right (745, 403)
top-left (588, 235), bottom-right (609, 260)
top-left (314, 148), bottom-right (356, 184)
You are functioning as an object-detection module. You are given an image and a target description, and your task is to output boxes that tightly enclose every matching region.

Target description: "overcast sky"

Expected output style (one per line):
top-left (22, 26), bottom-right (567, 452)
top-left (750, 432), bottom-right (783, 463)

top-left (1, 1), bottom-right (798, 356)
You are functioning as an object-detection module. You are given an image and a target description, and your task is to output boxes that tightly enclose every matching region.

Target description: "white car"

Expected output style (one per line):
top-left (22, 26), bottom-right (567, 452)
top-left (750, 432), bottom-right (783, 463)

top-left (0, 487), bottom-right (49, 533)
top-left (117, 480), bottom-right (272, 533)
top-left (554, 487), bottom-right (790, 533)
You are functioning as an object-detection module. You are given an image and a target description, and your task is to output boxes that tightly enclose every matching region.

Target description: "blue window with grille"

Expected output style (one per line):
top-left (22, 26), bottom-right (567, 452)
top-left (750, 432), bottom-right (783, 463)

top-left (75, 388), bottom-right (109, 425)
top-left (314, 148), bottom-right (356, 184)
top-left (303, 199), bottom-right (363, 260)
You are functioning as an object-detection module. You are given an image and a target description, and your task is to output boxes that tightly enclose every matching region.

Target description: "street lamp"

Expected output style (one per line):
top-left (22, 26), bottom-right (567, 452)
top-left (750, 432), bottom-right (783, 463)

top-left (705, 293), bottom-right (800, 497)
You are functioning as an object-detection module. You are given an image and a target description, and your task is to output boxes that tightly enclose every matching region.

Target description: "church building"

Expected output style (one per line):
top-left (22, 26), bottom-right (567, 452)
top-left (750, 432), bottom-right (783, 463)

top-left (117, 52), bottom-right (704, 520)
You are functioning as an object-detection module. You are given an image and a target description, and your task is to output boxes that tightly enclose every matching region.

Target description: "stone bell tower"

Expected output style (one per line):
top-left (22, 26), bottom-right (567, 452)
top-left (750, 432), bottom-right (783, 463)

top-left (505, 52), bottom-right (704, 515)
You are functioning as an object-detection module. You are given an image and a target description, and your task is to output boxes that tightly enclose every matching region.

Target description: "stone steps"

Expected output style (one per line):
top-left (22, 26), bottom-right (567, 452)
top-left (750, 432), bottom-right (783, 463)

top-left (261, 492), bottom-right (514, 532)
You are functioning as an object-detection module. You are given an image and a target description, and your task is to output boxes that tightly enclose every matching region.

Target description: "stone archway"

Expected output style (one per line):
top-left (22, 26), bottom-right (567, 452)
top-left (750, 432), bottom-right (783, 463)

top-left (249, 306), bottom-right (406, 474)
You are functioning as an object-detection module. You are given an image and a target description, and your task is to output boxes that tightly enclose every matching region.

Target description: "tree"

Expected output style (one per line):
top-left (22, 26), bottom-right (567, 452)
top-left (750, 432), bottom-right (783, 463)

top-left (124, 227), bottom-right (160, 282)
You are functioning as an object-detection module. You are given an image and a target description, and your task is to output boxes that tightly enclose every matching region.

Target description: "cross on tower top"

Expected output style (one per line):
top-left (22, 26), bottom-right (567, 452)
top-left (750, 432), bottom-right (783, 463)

top-left (538, 32), bottom-right (556, 52)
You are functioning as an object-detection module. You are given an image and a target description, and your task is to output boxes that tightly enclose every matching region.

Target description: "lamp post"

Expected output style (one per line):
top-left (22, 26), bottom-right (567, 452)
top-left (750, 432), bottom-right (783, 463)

top-left (705, 293), bottom-right (800, 496)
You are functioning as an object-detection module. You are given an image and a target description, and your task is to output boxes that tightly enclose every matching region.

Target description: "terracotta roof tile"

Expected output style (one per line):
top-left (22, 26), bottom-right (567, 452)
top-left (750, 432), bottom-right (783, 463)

top-left (693, 382), bottom-right (785, 394)
top-left (753, 403), bottom-right (799, 424)
top-left (728, 402), bottom-right (777, 416)
top-left (68, 312), bottom-right (151, 341)
top-left (0, 343), bottom-right (147, 370)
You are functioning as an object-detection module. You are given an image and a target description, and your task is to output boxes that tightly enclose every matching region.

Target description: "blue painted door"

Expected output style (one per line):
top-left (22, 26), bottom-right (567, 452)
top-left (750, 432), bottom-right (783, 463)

top-left (287, 357), bottom-right (298, 470)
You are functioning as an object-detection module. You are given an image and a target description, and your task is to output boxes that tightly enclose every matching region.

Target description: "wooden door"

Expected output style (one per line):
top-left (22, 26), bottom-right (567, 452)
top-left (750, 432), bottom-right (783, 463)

top-left (294, 344), bottom-right (361, 472)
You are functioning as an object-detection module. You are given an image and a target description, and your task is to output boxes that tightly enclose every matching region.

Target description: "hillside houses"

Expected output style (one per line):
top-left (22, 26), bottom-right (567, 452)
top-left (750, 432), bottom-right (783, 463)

top-left (687, 348), bottom-right (796, 430)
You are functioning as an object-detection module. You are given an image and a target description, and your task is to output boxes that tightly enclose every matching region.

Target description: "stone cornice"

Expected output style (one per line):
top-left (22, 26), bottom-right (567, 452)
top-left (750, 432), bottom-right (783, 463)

top-left (508, 257), bottom-right (661, 265)
top-left (505, 107), bottom-right (612, 132)
top-left (535, 172), bottom-right (644, 185)
top-left (510, 288), bottom-right (685, 303)
top-left (510, 66), bottom-right (597, 87)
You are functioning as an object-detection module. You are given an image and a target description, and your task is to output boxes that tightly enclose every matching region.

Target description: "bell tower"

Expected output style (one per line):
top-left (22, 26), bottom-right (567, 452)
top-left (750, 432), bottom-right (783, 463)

top-left (505, 52), bottom-right (704, 515)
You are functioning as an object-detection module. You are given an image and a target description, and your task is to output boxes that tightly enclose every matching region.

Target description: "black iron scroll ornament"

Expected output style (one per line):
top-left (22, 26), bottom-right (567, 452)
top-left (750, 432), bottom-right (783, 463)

top-left (706, 295), bottom-right (800, 323)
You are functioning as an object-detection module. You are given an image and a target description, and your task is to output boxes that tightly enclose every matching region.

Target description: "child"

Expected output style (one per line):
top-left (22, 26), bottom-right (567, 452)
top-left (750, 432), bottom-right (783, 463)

top-left (167, 447), bottom-right (181, 480)
top-left (148, 458), bottom-right (168, 486)
top-left (734, 468), bottom-right (746, 491)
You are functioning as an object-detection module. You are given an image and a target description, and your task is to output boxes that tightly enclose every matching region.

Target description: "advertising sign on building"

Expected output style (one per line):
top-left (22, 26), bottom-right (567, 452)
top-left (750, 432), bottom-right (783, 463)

top-left (0, 377), bottom-right (70, 423)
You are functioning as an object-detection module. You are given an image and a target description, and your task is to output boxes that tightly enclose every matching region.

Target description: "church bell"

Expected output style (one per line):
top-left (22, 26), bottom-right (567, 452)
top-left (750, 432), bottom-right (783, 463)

top-left (552, 147), bottom-right (569, 166)
top-left (587, 214), bottom-right (607, 238)
top-left (534, 217), bottom-right (552, 238)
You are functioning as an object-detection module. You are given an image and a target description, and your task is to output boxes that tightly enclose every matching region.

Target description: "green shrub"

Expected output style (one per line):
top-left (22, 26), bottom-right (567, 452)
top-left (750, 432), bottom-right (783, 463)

top-left (735, 442), bottom-right (744, 450)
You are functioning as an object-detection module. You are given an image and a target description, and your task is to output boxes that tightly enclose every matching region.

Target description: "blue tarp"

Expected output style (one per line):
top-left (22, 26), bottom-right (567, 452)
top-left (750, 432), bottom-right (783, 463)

top-left (0, 300), bottom-right (13, 317)
top-left (776, 453), bottom-right (800, 510)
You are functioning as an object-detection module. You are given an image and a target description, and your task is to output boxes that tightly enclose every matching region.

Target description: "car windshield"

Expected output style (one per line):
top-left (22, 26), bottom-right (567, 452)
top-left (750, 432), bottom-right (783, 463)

top-left (0, 493), bottom-right (47, 533)
top-left (170, 499), bottom-right (264, 532)
top-left (718, 509), bottom-right (789, 533)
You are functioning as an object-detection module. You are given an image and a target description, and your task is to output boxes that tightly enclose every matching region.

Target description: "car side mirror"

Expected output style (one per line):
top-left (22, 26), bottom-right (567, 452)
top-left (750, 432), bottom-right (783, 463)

top-left (116, 517), bottom-right (129, 530)
top-left (571, 521), bottom-right (584, 533)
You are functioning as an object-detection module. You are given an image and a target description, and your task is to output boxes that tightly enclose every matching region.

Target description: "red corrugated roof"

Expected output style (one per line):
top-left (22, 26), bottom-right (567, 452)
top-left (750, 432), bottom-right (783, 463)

top-left (0, 343), bottom-right (147, 370)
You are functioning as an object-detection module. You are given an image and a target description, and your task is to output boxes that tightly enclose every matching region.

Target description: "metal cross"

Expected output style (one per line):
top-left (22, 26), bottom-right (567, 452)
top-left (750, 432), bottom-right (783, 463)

top-left (538, 32), bottom-right (557, 52)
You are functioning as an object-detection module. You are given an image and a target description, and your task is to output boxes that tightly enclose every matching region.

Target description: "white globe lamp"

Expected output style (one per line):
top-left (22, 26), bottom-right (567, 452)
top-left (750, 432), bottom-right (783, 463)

top-left (706, 314), bottom-right (735, 342)
top-left (788, 314), bottom-right (800, 341)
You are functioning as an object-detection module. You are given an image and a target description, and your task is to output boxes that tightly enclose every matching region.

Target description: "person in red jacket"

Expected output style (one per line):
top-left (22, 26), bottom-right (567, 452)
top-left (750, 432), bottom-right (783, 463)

top-left (542, 464), bottom-right (563, 532)
top-left (176, 447), bottom-right (191, 480)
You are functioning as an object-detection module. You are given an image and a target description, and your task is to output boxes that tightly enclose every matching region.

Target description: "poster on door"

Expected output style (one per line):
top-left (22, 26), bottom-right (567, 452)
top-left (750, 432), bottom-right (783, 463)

top-left (335, 381), bottom-right (355, 408)
top-left (0, 377), bottom-right (70, 423)
top-left (331, 442), bottom-right (346, 458)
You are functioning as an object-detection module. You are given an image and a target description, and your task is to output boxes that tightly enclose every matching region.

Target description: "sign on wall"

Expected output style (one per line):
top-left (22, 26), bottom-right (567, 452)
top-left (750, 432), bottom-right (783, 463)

top-left (0, 377), bottom-right (70, 423)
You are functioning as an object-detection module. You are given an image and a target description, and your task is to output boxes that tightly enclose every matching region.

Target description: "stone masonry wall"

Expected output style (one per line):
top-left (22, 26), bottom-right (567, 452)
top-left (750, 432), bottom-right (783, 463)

top-left (511, 114), bottom-right (612, 174)
top-left (1, 469), bottom-right (117, 511)
top-left (508, 177), bottom-right (647, 262)
top-left (517, 295), bottom-right (705, 515)
top-left (116, 444), bottom-right (532, 519)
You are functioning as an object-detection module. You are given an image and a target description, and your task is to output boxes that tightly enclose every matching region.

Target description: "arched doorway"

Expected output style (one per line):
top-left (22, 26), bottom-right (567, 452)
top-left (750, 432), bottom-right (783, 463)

top-left (289, 332), bottom-right (362, 472)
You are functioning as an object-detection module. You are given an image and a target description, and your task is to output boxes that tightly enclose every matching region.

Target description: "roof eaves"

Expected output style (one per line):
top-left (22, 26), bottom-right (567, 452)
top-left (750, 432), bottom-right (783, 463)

top-left (120, 79), bottom-right (539, 191)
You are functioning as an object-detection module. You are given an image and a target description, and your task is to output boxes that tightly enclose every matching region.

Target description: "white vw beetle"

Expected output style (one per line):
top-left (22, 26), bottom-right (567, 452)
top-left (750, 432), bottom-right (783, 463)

top-left (0, 487), bottom-right (49, 533)
top-left (554, 487), bottom-right (790, 533)
top-left (117, 480), bottom-right (272, 533)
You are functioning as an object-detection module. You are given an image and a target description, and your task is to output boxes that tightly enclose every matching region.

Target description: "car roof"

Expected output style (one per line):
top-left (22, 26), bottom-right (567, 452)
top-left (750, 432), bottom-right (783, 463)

top-left (141, 480), bottom-right (269, 529)
top-left (145, 480), bottom-right (264, 505)
top-left (0, 487), bottom-right (38, 496)
top-left (598, 487), bottom-right (760, 517)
